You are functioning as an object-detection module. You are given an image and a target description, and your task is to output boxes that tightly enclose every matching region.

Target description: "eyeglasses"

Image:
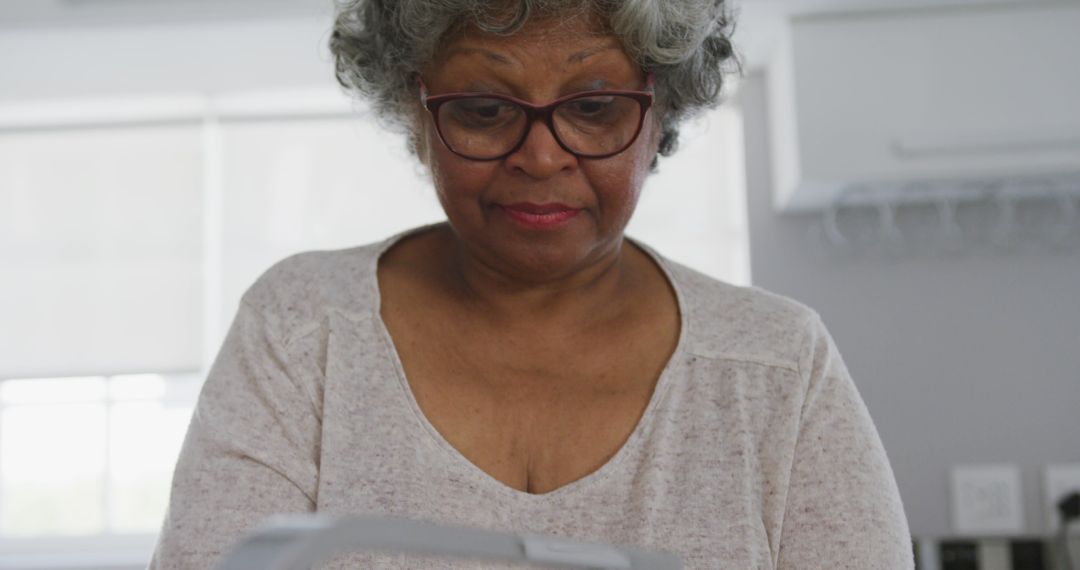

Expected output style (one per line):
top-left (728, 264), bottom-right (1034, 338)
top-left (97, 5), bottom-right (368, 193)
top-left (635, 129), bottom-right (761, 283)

top-left (419, 76), bottom-right (654, 161)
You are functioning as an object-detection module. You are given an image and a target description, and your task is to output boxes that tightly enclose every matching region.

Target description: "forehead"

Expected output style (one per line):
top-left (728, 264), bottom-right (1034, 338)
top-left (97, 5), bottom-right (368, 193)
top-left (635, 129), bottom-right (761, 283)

top-left (431, 15), bottom-right (635, 76)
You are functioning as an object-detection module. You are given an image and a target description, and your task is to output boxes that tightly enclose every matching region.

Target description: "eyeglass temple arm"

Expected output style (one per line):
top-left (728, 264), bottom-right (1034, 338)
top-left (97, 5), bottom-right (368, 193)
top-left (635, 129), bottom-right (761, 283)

top-left (213, 514), bottom-right (683, 570)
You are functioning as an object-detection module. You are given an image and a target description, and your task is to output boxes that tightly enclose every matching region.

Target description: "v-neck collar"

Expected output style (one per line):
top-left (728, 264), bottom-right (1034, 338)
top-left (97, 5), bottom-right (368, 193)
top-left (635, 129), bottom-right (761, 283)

top-left (364, 223), bottom-right (691, 503)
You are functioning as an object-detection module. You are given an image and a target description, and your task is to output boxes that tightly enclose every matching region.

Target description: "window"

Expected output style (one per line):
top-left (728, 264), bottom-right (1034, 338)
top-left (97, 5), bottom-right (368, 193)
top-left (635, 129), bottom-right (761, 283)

top-left (0, 374), bottom-right (200, 538)
top-left (628, 104), bottom-right (749, 285)
top-left (0, 121), bottom-right (204, 378)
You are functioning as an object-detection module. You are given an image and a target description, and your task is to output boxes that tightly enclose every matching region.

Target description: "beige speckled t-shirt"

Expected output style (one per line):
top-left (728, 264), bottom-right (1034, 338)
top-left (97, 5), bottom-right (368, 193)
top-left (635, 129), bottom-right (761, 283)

top-left (148, 224), bottom-right (913, 569)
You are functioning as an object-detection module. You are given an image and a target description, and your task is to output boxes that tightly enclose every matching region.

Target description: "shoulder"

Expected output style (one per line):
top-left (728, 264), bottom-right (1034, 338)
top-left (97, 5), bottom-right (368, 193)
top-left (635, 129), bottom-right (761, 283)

top-left (654, 253), bottom-right (821, 372)
top-left (237, 230), bottom-right (415, 340)
top-left (239, 243), bottom-right (379, 337)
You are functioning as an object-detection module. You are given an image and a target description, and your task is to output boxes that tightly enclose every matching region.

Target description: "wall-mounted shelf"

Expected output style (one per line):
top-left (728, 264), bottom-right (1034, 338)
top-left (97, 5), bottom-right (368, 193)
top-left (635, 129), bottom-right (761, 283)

top-left (768, 2), bottom-right (1080, 213)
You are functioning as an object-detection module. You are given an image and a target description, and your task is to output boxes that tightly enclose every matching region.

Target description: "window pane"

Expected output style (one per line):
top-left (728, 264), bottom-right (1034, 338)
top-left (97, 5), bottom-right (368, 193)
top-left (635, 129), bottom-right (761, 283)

top-left (108, 401), bottom-right (193, 533)
top-left (0, 124), bottom-right (204, 378)
top-left (218, 117), bottom-right (445, 341)
top-left (1, 404), bottom-right (107, 536)
top-left (627, 106), bottom-right (750, 285)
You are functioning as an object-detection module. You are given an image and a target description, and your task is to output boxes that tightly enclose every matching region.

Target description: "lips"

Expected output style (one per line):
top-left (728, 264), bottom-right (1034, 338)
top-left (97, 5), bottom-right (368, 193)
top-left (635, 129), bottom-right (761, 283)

top-left (501, 202), bottom-right (578, 214)
top-left (498, 203), bottom-right (582, 229)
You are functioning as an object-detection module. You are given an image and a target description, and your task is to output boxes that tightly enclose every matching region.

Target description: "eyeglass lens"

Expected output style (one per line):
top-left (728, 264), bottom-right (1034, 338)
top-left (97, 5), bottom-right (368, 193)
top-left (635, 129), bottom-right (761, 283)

top-left (437, 94), bottom-right (643, 159)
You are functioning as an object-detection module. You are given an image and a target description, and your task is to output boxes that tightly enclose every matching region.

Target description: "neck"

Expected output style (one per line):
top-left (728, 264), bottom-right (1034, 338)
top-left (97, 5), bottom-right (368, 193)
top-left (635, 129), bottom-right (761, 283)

top-left (441, 229), bottom-right (633, 331)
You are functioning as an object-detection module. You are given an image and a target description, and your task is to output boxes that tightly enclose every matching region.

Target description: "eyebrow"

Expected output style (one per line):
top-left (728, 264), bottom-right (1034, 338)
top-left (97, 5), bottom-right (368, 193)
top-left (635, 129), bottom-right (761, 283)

top-left (444, 46), bottom-right (514, 66)
top-left (566, 44), bottom-right (620, 64)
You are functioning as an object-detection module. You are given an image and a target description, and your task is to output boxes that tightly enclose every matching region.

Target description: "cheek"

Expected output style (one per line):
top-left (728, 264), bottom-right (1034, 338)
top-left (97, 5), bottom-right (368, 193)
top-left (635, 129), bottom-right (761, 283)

top-left (426, 136), bottom-right (498, 212)
top-left (629, 119), bottom-right (662, 195)
top-left (616, 122), bottom-right (661, 197)
top-left (589, 122), bottom-right (659, 225)
top-left (587, 161), bottom-right (646, 227)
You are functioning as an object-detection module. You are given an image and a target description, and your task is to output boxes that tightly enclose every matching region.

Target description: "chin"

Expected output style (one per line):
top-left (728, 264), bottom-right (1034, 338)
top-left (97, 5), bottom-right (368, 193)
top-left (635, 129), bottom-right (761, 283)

top-left (479, 230), bottom-right (617, 284)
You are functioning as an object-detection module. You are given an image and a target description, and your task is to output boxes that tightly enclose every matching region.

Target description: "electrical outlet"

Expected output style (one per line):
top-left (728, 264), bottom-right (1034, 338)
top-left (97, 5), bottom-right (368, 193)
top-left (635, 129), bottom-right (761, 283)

top-left (951, 464), bottom-right (1024, 535)
top-left (1044, 463), bottom-right (1080, 535)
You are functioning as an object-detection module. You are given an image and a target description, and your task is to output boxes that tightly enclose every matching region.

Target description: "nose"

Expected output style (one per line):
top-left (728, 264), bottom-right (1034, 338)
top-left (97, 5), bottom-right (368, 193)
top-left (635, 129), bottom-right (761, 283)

top-left (504, 118), bottom-right (577, 178)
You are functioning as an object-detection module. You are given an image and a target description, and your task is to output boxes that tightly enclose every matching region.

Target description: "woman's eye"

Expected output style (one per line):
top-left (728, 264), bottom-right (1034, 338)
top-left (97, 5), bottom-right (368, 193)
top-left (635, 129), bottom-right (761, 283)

top-left (453, 99), bottom-right (516, 124)
top-left (470, 103), bottom-right (505, 118)
top-left (566, 97), bottom-right (615, 117)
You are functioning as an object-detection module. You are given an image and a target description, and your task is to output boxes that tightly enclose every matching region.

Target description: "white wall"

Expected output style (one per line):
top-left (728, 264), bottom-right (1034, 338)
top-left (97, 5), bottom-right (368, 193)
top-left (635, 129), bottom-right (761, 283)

top-left (0, 15), bottom-right (337, 102)
top-left (740, 72), bottom-right (1080, 538)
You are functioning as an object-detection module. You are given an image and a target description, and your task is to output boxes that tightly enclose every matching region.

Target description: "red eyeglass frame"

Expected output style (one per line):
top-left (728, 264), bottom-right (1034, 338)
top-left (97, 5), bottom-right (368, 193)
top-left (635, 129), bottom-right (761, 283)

top-left (418, 74), bottom-right (655, 161)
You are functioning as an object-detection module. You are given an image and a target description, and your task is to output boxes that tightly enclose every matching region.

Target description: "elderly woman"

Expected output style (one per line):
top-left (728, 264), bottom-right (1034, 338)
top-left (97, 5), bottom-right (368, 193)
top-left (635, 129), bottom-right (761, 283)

top-left (150, 0), bottom-right (912, 568)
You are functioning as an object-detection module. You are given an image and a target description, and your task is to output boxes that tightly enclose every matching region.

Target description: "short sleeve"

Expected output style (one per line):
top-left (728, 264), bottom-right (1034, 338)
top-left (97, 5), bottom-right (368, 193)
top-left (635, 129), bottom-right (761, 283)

top-left (775, 314), bottom-right (913, 569)
top-left (147, 295), bottom-right (322, 570)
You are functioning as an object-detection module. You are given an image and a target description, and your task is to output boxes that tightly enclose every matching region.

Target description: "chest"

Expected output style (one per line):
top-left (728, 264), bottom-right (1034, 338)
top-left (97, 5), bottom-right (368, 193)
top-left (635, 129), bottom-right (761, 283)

top-left (382, 310), bottom-right (676, 495)
top-left (316, 325), bottom-right (783, 569)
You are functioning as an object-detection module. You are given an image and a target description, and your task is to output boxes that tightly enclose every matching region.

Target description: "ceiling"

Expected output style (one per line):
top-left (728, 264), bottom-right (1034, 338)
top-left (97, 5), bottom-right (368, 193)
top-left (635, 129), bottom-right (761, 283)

top-left (0, 0), bottom-right (1062, 30)
top-left (0, 0), bottom-right (334, 29)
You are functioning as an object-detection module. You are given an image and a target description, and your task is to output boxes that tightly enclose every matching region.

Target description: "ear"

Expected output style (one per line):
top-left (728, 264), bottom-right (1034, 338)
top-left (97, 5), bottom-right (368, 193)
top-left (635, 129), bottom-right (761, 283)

top-left (648, 110), bottom-right (664, 151)
top-left (411, 131), bottom-right (430, 167)
top-left (406, 105), bottom-right (432, 167)
top-left (645, 113), bottom-right (664, 171)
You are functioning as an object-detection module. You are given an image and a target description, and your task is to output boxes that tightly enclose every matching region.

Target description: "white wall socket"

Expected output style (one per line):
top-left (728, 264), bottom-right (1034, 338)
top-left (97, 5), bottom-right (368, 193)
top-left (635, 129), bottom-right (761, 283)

top-left (951, 464), bottom-right (1024, 535)
top-left (1044, 463), bottom-right (1080, 535)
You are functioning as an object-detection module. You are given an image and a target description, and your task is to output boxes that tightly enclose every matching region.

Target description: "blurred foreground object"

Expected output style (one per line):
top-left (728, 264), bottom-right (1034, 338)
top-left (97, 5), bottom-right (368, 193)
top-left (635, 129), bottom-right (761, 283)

top-left (214, 514), bottom-right (682, 570)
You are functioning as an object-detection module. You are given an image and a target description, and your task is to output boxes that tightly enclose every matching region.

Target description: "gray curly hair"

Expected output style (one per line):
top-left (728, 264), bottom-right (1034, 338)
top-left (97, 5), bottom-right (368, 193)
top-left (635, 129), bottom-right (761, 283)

top-left (329, 0), bottom-right (737, 165)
